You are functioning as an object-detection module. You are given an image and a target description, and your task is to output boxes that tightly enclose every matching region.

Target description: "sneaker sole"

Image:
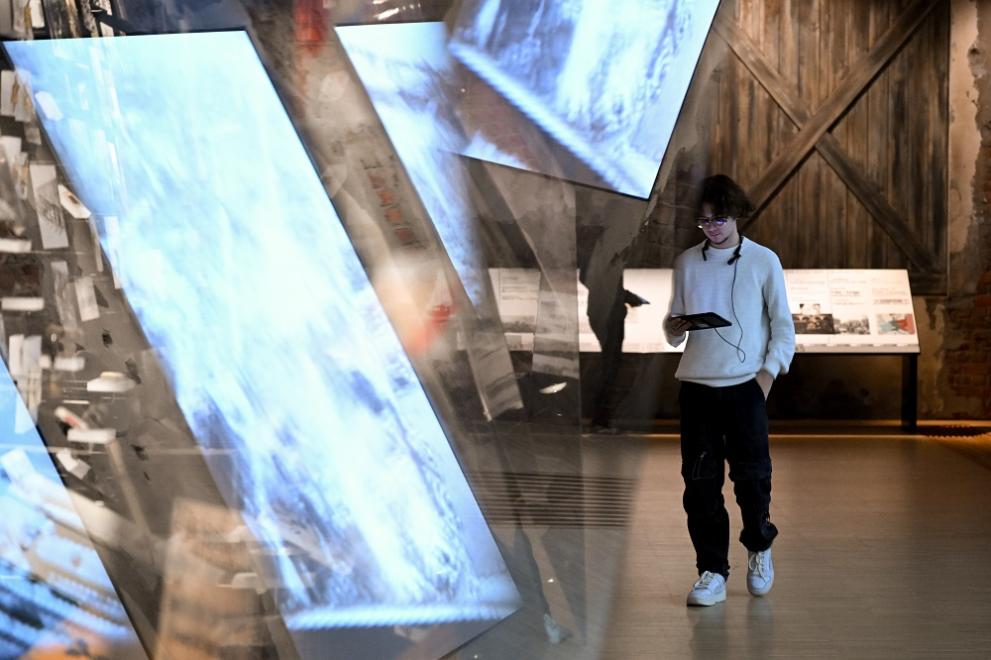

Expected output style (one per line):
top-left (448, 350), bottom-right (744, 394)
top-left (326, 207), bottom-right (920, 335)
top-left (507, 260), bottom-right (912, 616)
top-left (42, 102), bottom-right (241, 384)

top-left (747, 582), bottom-right (773, 597)
top-left (686, 590), bottom-right (727, 606)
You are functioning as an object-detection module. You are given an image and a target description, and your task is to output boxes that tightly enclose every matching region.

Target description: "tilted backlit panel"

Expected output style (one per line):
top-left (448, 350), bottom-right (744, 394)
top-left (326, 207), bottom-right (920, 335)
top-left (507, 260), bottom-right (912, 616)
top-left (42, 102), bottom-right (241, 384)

top-left (337, 21), bottom-right (490, 308)
top-left (450, 0), bottom-right (721, 198)
top-left (7, 32), bottom-right (517, 636)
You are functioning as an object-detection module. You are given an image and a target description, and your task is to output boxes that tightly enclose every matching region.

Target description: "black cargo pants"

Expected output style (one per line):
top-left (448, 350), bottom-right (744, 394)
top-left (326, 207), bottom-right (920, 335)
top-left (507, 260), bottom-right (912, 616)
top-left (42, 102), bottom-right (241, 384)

top-left (680, 378), bottom-right (778, 579)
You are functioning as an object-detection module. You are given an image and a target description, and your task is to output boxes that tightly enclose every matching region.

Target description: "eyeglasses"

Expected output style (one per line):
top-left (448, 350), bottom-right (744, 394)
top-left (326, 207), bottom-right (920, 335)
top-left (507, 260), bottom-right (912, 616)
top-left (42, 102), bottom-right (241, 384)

top-left (696, 216), bottom-right (731, 229)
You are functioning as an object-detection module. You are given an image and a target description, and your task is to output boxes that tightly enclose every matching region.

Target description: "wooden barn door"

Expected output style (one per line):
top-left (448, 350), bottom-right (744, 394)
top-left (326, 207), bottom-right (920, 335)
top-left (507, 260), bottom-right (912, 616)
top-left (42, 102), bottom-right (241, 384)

top-left (702, 0), bottom-right (949, 295)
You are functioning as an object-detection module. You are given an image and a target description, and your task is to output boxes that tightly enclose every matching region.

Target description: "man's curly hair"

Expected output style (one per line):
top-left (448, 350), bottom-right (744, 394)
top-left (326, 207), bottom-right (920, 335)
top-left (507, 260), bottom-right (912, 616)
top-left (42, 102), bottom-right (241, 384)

top-left (697, 175), bottom-right (754, 220)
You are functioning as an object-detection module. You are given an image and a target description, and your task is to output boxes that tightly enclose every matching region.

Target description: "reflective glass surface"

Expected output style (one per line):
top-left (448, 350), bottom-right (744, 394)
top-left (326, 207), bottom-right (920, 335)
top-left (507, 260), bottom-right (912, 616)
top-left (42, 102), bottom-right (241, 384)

top-left (0, 360), bottom-right (146, 659)
top-left (0, 1), bottom-right (723, 657)
top-left (8, 31), bottom-right (518, 657)
top-left (450, 0), bottom-right (720, 198)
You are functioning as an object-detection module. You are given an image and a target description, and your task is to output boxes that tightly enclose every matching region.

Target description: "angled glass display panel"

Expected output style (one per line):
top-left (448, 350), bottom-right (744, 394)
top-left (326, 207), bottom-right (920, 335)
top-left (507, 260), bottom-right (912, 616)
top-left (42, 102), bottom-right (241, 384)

top-left (0, 361), bottom-right (146, 659)
top-left (449, 0), bottom-right (721, 198)
top-left (7, 31), bottom-right (518, 657)
top-left (337, 21), bottom-right (490, 307)
top-left (337, 21), bottom-right (605, 202)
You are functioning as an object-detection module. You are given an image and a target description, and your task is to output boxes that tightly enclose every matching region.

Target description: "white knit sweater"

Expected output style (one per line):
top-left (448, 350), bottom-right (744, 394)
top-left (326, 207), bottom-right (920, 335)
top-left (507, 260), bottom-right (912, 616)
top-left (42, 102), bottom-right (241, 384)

top-left (664, 238), bottom-right (796, 387)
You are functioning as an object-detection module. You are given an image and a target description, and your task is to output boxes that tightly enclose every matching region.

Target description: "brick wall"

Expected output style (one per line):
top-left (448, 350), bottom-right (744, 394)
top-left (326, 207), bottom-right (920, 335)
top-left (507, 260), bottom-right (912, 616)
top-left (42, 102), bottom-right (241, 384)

top-left (939, 153), bottom-right (991, 416)
top-left (930, 0), bottom-right (991, 419)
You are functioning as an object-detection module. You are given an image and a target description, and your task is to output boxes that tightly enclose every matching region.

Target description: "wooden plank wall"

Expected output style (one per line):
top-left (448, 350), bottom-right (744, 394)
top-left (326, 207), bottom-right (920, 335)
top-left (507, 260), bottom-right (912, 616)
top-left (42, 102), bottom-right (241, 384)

top-left (655, 0), bottom-right (949, 294)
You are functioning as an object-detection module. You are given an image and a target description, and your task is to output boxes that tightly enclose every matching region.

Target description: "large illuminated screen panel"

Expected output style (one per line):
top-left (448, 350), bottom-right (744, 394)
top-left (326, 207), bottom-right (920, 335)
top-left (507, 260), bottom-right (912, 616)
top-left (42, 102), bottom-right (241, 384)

top-left (337, 22), bottom-right (490, 307)
top-left (451, 0), bottom-right (721, 198)
top-left (7, 32), bottom-right (518, 641)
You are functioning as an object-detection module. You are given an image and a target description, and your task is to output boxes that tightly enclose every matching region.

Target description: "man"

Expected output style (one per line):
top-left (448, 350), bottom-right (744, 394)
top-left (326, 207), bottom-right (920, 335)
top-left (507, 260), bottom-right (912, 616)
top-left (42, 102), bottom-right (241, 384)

top-left (663, 175), bottom-right (795, 606)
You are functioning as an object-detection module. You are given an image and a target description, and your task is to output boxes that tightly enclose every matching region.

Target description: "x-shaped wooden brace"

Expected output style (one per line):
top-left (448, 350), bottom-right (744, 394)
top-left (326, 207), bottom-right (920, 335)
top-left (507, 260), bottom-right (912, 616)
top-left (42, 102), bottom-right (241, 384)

top-left (713, 0), bottom-right (941, 274)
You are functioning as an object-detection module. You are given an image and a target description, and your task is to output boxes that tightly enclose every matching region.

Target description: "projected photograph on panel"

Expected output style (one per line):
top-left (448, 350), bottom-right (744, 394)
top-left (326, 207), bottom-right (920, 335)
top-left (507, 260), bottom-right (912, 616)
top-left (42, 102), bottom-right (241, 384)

top-left (7, 32), bottom-right (518, 657)
top-left (339, 20), bottom-right (612, 196)
top-left (450, 0), bottom-right (721, 198)
top-left (0, 363), bottom-right (145, 659)
top-left (336, 21), bottom-right (490, 306)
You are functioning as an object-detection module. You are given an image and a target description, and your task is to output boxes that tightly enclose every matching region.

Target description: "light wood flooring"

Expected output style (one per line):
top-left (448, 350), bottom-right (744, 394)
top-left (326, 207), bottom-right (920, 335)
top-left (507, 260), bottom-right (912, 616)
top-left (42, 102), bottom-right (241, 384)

top-left (600, 434), bottom-right (991, 659)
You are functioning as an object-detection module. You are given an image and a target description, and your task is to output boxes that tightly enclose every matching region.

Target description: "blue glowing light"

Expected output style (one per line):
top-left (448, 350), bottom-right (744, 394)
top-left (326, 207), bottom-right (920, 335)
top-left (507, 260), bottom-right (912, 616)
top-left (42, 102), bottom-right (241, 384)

top-left (7, 33), bottom-right (517, 629)
top-left (336, 22), bottom-right (489, 306)
top-left (450, 0), bottom-right (721, 198)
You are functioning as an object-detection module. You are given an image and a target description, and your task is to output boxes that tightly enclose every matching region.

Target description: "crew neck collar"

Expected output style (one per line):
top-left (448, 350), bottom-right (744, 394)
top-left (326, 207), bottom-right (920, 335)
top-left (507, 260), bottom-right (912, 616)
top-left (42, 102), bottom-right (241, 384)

top-left (707, 236), bottom-right (744, 250)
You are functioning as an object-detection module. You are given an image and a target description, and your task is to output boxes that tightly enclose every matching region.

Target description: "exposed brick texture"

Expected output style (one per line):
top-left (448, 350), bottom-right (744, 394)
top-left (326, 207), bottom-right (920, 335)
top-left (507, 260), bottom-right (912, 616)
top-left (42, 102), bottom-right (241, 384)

top-left (941, 124), bottom-right (991, 416)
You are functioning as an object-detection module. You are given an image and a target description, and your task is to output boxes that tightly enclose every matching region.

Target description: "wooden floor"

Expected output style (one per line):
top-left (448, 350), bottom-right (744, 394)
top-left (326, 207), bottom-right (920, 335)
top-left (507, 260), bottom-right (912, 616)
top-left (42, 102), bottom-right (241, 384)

top-left (599, 434), bottom-right (991, 659)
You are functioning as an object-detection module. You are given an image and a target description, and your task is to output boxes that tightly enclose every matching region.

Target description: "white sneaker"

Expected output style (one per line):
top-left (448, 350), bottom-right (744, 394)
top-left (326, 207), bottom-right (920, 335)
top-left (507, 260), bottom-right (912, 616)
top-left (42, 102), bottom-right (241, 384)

top-left (747, 548), bottom-right (774, 596)
top-left (686, 571), bottom-right (726, 606)
top-left (543, 613), bottom-right (571, 644)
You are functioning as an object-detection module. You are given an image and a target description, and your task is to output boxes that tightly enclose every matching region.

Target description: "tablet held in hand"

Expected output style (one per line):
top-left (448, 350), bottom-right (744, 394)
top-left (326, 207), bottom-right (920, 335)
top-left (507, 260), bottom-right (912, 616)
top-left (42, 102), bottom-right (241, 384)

top-left (672, 312), bottom-right (731, 331)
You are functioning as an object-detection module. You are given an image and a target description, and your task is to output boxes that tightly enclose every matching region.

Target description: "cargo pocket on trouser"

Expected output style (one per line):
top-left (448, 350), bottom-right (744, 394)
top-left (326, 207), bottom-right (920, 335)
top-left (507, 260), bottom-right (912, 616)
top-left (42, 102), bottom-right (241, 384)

top-left (682, 446), bottom-right (727, 524)
top-left (681, 448), bottom-right (723, 482)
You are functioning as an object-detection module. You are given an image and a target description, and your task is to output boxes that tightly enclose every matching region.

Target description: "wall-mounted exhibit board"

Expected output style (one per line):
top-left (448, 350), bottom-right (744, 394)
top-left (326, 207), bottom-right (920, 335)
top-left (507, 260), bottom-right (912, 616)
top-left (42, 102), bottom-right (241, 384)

top-left (490, 268), bottom-right (920, 354)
